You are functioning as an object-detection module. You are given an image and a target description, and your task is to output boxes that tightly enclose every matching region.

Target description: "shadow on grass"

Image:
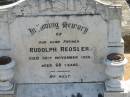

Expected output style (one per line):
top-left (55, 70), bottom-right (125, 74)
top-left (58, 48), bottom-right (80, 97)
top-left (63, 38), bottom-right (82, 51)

top-left (124, 35), bottom-right (130, 53)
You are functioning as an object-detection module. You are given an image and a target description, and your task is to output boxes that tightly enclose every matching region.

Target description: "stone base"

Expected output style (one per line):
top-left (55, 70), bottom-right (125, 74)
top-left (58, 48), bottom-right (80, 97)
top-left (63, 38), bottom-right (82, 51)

top-left (104, 91), bottom-right (128, 97)
top-left (105, 81), bottom-right (125, 92)
top-left (16, 83), bottom-right (104, 97)
top-left (0, 84), bottom-right (15, 95)
top-left (105, 80), bottom-right (125, 92)
top-left (0, 83), bottom-right (130, 97)
top-left (0, 95), bottom-right (15, 97)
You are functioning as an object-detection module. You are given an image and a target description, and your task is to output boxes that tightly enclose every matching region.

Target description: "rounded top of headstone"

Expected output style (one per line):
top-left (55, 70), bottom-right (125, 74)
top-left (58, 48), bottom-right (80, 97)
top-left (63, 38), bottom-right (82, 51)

top-left (0, 0), bottom-right (25, 10)
top-left (95, 0), bottom-right (121, 6)
top-left (0, 0), bottom-right (16, 6)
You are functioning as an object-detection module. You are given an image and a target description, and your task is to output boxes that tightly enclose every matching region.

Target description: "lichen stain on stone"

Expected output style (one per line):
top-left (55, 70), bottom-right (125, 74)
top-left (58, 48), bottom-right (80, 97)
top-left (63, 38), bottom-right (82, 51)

top-left (123, 35), bottom-right (130, 53)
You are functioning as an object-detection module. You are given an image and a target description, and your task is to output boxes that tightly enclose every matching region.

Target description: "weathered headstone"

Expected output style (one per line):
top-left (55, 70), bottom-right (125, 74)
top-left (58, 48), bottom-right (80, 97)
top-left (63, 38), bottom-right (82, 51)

top-left (0, 0), bottom-right (129, 97)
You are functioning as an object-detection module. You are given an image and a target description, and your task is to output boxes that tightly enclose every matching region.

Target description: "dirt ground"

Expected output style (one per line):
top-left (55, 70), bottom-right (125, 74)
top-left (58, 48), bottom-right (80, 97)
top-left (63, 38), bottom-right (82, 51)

top-left (124, 54), bottom-right (130, 80)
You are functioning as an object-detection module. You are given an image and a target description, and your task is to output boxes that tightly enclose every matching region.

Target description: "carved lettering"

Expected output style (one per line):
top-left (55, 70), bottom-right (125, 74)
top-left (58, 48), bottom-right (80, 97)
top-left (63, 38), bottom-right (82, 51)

top-left (28, 22), bottom-right (88, 36)
top-left (28, 28), bottom-right (37, 36)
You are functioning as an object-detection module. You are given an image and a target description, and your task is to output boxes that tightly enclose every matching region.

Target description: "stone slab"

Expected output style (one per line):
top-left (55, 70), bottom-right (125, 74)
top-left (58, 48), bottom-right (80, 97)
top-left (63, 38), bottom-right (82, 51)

top-left (10, 14), bottom-right (107, 83)
top-left (16, 83), bottom-right (104, 97)
top-left (0, 0), bottom-right (123, 85)
top-left (0, 0), bottom-right (123, 84)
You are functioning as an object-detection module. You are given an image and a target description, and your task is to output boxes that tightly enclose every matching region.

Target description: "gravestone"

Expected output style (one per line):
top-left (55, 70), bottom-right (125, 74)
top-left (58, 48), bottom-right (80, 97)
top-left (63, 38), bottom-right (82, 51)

top-left (0, 0), bottom-right (129, 97)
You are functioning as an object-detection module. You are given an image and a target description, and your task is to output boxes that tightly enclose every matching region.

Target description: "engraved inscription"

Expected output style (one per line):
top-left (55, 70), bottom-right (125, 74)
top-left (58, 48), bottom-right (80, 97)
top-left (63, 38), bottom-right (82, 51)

top-left (26, 21), bottom-right (93, 80)
top-left (12, 15), bottom-right (107, 83)
top-left (28, 22), bottom-right (88, 36)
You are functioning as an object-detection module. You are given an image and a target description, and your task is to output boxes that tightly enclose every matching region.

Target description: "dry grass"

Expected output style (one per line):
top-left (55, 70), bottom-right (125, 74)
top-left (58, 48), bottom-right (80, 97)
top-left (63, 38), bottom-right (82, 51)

top-left (124, 54), bottom-right (130, 80)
